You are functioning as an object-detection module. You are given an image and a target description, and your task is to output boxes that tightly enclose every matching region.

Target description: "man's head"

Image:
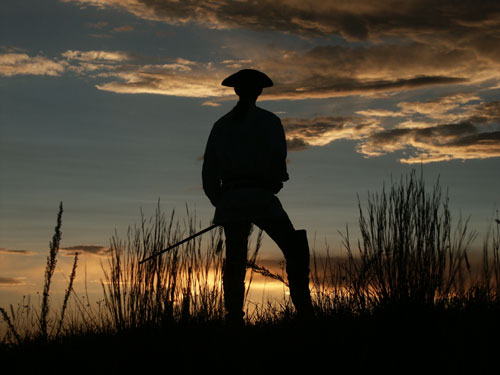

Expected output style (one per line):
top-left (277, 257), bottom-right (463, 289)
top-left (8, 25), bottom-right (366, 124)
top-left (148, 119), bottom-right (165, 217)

top-left (222, 69), bottom-right (272, 101)
top-left (234, 85), bottom-right (262, 102)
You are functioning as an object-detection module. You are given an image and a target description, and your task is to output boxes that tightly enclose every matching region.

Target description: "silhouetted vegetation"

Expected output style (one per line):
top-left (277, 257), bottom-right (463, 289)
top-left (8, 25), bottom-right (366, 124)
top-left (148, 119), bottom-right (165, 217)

top-left (1, 170), bottom-right (499, 371)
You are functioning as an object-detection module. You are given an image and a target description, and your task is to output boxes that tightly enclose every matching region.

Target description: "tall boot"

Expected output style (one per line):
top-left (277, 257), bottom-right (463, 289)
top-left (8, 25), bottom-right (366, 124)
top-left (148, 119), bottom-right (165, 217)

top-left (222, 222), bottom-right (251, 326)
top-left (222, 259), bottom-right (246, 326)
top-left (285, 229), bottom-right (314, 319)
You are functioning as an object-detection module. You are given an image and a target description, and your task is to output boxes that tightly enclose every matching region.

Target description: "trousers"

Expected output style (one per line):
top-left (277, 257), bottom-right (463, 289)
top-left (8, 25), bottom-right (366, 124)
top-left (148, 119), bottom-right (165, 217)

top-left (222, 208), bottom-right (313, 322)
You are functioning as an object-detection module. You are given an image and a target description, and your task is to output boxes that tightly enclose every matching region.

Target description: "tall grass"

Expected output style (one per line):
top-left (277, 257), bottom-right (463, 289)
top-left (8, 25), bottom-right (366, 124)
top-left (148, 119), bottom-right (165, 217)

top-left (101, 205), bottom-right (226, 329)
top-left (39, 201), bottom-right (64, 340)
top-left (0, 202), bottom-right (79, 344)
top-left (467, 211), bottom-right (500, 304)
top-left (1, 169), bottom-right (499, 346)
top-left (338, 169), bottom-right (478, 310)
top-left (100, 204), bottom-right (276, 329)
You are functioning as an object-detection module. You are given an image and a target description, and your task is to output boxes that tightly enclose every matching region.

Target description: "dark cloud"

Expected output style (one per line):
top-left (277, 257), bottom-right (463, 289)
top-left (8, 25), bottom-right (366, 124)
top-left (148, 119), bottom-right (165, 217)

top-left (358, 100), bottom-right (500, 163)
top-left (448, 130), bottom-right (500, 148)
top-left (359, 124), bottom-right (500, 163)
top-left (0, 248), bottom-right (36, 255)
top-left (6, 39), bottom-right (492, 101)
top-left (368, 122), bottom-right (477, 144)
top-left (64, 1), bottom-right (500, 43)
top-left (55, 1), bottom-right (500, 100)
top-left (0, 277), bottom-right (24, 285)
top-left (3, 30), bottom-right (497, 99)
top-left (286, 137), bottom-right (309, 152)
top-left (87, 40), bottom-right (489, 99)
top-left (469, 101), bottom-right (500, 123)
top-left (266, 75), bottom-right (467, 100)
top-left (61, 245), bottom-right (110, 256)
top-left (363, 122), bottom-right (474, 150)
top-left (280, 99), bottom-right (500, 163)
top-left (255, 41), bottom-right (492, 100)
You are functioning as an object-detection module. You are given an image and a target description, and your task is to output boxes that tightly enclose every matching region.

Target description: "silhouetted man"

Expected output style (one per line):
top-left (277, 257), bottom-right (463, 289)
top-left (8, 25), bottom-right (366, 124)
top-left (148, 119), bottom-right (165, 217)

top-left (202, 69), bottom-right (313, 324)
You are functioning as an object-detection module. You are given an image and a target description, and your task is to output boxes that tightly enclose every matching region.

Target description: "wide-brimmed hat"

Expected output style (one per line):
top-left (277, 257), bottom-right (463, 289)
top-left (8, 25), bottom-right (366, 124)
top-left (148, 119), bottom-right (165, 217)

top-left (221, 69), bottom-right (273, 88)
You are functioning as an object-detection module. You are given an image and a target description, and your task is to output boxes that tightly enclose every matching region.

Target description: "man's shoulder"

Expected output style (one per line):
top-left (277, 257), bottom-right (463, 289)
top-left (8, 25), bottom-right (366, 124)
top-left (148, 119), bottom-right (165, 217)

top-left (212, 106), bottom-right (281, 129)
top-left (212, 111), bottom-right (233, 129)
top-left (254, 107), bottom-right (282, 128)
top-left (254, 106), bottom-right (280, 121)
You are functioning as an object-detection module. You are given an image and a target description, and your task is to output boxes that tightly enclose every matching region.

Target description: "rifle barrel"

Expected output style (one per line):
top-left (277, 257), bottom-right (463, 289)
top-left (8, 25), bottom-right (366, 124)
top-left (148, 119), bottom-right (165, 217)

top-left (139, 224), bottom-right (219, 264)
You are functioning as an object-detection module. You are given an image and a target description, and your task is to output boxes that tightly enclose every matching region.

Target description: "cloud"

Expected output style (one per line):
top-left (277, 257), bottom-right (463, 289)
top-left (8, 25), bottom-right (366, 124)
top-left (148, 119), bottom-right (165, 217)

top-left (94, 60), bottom-right (232, 97)
top-left (60, 49), bottom-right (132, 75)
top-left (255, 41), bottom-right (500, 100)
top-left (0, 248), bottom-right (36, 256)
top-left (264, 75), bottom-right (468, 100)
top-left (280, 99), bottom-right (500, 163)
top-left (4, 36), bottom-right (498, 100)
top-left (58, 1), bottom-right (499, 100)
top-left (356, 109), bottom-right (406, 118)
top-left (282, 116), bottom-right (382, 151)
top-left (357, 100), bottom-right (500, 163)
top-left (87, 21), bottom-right (109, 29)
top-left (82, 40), bottom-right (497, 100)
top-left (0, 50), bottom-right (129, 77)
top-left (112, 25), bottom-right (134, 33)
top-left (0, 53), bottom-right (66, 77)
top-left (202, 101), bottom-right (222, 107)
top-left (356, 93), bottom-right (482, 124)
top-left (359, 125), bottom-right (500, 164)
top-left (61, 50), bottom-right (129, 62)
top-left (62, 1), bottom-right (500, 43)
top-left (61, 245), bottom-right (110, 256)
top-left (469, 101), bottom-right (500, 123)
top-left (0, 277), bottom-right (25, 286)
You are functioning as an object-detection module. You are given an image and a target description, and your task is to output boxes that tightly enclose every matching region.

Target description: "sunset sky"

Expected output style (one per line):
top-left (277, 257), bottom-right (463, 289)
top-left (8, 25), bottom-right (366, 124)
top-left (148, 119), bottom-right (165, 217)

top-left (1, 0), bottom-right (499, 307)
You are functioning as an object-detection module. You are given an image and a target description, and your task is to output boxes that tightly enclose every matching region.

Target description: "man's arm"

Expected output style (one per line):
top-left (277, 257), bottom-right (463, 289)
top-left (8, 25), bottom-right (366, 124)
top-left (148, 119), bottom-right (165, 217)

top-left (269, 116), bottom-right (289, 193)
top-left (202, 126), bottom-right (222, 206)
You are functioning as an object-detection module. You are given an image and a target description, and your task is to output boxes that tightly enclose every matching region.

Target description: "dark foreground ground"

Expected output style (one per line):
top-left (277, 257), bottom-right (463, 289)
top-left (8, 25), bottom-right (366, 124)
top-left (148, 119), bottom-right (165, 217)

top-left (1, 307), bottom-right (498, 374)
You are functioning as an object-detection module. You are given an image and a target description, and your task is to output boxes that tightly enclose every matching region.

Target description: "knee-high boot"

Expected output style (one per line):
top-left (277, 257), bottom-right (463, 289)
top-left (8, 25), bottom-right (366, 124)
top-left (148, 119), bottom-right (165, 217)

top-left (285, 229), bottom-right (314, 318)
top-left (222, 258), bottom-right (246, 324)
top-left (222, 223), bottom-right (251, 325)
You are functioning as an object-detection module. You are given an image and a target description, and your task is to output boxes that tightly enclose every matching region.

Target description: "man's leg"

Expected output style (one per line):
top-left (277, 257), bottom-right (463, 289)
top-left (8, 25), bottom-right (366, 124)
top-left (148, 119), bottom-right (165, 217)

top-left (254, 212), bottom-right (314, 318)
top-left (222, 221), bottom-right (252, 324)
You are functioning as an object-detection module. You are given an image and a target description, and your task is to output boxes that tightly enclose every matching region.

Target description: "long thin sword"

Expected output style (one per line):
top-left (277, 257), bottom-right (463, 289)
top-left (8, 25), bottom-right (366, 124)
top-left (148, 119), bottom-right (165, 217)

top-left (139, 224), bottom-right (219, 264)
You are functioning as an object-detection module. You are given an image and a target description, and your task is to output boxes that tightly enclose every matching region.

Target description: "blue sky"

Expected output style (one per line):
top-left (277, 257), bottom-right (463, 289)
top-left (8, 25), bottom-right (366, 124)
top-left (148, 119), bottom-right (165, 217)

top-left (1, 0), bottom-right (499, 306)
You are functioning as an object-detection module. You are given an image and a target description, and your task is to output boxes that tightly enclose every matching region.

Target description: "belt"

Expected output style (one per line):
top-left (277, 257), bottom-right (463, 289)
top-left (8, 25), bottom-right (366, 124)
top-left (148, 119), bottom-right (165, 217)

top-left (221, 180), bottom-right (273, 192)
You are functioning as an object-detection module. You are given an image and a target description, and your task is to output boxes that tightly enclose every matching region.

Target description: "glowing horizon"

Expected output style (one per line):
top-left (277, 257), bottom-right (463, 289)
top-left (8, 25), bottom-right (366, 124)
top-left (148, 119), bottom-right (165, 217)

top-left (1, 0), bottom-right (499, 313)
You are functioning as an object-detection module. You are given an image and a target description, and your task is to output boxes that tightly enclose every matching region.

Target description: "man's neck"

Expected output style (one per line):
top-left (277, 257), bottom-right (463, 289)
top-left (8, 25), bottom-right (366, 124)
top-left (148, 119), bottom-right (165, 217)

top-left (237, 97), bottom-right (257, 107)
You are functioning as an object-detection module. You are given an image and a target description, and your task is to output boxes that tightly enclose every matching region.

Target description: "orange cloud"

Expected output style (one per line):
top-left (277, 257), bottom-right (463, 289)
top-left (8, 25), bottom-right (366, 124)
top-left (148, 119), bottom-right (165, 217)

top-left (5, 34), bottom-right (498, 101)
top-left (83, 41), bottom-right (498, 100)
top-left (57, 1), bottom-right (499, 101)
top-left (358, 101), bottom-right (500, 163)
top-left (96, 69), bottom-right (231, 97)
top-left (61, 50), bottom-right (129, 62)
top-left (112, 25), bottom-right (134, 33)
top-left (357, 93), bottom-right (482, 124)
top-left (61, 245), bottom-right (110, 256)
top-left (0, 53), bottom-right (66, 76)
top-left (281, 100), bottom-right (500, 163)
top-left (360, 127), bottom-right (500, 164)
top-left (283, 116), bottom-right (382, 151)
top-left (60, 1), bottom-right (500, 101)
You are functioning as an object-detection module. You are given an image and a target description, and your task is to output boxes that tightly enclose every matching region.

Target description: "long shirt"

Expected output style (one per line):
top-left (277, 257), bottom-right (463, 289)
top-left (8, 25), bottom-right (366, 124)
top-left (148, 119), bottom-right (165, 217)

top-left (202, 103), bottom-right (289, 223)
